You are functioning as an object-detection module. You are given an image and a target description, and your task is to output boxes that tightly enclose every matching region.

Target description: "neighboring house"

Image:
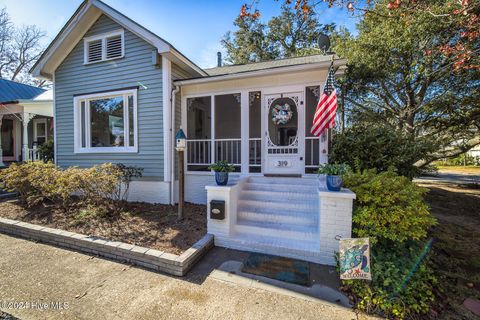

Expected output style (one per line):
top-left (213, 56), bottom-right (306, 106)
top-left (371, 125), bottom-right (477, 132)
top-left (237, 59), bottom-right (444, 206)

top-left (0, 79), bottom-right (53, 165)
top-left (30, 0), bottom-right (353, 265)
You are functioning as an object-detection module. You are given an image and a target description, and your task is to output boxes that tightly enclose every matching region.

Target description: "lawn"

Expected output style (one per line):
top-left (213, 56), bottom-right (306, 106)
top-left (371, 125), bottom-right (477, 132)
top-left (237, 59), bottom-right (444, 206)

top-left (436, 166), bottom-right (480, 174)
top-left (0, 199), bottom-right (207, 255)
top-left (419, 182), bottom-right (480, 318)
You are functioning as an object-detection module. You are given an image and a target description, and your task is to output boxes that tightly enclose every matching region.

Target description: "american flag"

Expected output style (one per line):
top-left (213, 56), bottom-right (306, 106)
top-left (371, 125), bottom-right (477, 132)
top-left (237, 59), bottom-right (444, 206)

top-left (311, 65), bottom-right (337, 137)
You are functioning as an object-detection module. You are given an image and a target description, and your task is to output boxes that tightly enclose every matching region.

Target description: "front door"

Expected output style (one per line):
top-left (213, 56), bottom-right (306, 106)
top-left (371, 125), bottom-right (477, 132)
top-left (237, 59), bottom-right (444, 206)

top-left (264, 92), bottom-right (304, 175)
top-left (1, 118), bottom-right (16, 161)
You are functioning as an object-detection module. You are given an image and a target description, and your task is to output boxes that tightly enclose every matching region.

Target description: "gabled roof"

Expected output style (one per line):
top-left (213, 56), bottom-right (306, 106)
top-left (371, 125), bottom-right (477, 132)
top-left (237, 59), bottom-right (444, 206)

top-left (205, 54), bottom-right (338, 76)
top-left (0, 79), bottom-right (46, 104)
top-left (30, 0), bottom-right (206, 80)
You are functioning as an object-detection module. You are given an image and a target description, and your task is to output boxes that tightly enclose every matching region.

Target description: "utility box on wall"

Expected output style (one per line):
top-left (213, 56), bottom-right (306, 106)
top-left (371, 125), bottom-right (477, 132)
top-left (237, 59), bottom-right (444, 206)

top-left (210, 200), bottom-right (225, 220)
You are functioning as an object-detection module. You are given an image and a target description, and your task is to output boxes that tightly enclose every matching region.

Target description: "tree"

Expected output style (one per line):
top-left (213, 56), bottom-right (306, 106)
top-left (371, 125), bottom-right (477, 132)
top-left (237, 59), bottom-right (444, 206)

top-left (332, 1), bottom-right (480, 167)
top-left (222, 4), bottom-right (333, 64)
top-left (241, 0), bottom-right (479, 71)
top-left (0, 7), bottom-right (47, 87)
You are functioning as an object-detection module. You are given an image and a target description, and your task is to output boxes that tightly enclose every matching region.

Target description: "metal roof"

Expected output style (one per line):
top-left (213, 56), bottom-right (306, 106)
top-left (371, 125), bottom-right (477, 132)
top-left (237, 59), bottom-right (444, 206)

top-left (0, 79), bottom-right (46, 103)
top-left (204, 54), bottom-right (338, 76)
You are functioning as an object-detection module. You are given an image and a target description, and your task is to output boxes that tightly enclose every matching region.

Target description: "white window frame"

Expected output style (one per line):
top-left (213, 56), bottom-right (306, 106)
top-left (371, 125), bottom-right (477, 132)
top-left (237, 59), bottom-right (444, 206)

top-left (33, 118), bottom-right (48, 143)
top-left (73, 88), bottom-right (138, 154)
top-left (83, 29), bottom-right (125, 65)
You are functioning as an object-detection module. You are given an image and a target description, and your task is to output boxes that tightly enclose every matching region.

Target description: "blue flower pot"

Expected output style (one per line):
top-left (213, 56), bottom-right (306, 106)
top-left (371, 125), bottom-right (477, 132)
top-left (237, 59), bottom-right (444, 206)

top-left (326, 175), bottom-right (343, 191)
top-left (215, 172), bottom-right (229, 186)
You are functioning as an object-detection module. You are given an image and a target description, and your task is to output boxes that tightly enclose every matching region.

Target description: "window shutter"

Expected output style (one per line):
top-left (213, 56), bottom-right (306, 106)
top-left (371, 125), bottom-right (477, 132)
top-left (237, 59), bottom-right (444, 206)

top-left (106, 35), bottom-right (123, 59)
top-left (87, 39), bottom-right (102, 63)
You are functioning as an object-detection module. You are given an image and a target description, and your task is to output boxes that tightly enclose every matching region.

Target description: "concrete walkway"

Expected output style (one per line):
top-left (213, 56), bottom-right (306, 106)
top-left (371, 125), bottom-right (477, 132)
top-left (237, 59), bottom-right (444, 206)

top-left (0, 234), bottom-right (373, 320)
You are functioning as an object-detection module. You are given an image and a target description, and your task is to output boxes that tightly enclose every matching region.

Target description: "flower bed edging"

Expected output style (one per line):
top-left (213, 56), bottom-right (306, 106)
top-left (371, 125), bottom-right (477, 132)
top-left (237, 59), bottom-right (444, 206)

top-left (0, 217), bottom-right (213, 276)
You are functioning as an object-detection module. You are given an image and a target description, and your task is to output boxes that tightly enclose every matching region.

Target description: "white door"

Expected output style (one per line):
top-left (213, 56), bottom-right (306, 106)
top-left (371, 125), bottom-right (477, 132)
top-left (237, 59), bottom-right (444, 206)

top-left (263, 92), bottom-right (305, 175)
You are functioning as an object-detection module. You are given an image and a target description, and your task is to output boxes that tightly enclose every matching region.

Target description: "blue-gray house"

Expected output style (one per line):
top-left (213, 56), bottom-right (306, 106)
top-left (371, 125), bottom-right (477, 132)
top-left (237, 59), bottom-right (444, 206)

top-left (31, 0), bottom-right (346, 205)
top-left (30, 0), bottom-right (357, 265)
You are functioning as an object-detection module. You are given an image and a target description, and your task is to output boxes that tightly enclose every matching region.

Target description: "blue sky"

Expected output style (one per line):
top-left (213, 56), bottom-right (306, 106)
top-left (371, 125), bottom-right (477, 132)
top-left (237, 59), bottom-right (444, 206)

top-left (0, 0), bottom-right (358, 68)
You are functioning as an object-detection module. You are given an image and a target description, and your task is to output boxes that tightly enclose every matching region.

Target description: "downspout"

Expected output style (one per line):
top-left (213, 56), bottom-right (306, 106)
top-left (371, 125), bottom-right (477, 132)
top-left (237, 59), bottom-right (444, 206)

top-left (170, 85), bottom-right (180, 205)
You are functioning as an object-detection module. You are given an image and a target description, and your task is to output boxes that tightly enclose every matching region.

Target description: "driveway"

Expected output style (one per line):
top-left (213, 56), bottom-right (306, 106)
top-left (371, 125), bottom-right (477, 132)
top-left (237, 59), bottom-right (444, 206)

top-left (0, 234), bottom-right (371, 320)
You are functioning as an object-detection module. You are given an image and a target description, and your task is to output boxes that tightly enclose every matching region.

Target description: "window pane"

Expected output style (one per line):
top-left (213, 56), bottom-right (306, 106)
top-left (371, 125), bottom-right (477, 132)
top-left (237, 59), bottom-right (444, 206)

top-left (249, 91), bottom-right (261, 138)
top-left (215, 93), bottom-right (241, 139)
top-left (187, 97), bottom-right (211, 139)
top-left (80, 101), bottom-right (86, 148)
top-left (90, 96), bottom-right (124, 147)
top-left (36, 123), bottom-right (46, 137)
top-left (306, 86), bottom-right (320, 137)
top-left (128, 95), bottom-right (134, 147)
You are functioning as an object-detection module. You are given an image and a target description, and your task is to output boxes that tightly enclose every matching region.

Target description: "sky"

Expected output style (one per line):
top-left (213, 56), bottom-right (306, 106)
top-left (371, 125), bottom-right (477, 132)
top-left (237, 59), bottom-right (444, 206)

top-left (0, 0), bottom-right (359, 68)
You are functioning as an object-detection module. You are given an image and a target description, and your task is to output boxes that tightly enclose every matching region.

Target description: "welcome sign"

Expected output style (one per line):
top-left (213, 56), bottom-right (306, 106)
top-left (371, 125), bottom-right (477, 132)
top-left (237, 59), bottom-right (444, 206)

top-left (339, 238), bottom-right (372, 280)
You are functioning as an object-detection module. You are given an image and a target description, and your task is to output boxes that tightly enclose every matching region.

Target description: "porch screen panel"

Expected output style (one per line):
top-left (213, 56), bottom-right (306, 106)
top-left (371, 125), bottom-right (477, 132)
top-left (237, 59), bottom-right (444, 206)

top-left (305, 86), bottom-right (321, 173)
top-left (214, 94), bottom-right (241, 172)
top-left (249, 91), bottom-right (261, 173)
top-left (1, 119), bottom-right (14, 157)
top-left (187, 96), bottom-right (211, 171)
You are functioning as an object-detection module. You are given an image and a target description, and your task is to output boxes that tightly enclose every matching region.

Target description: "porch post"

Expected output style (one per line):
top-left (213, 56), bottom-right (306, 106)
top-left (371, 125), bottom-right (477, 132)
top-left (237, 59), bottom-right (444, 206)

top-left (21, 112), bottom-right (33, 162)
top-left (240, 91), bottom-right (249, 174)
top-left (0, 115), bottom-right (4, 167)
top-left (319, 130), bottom-right (329, 164)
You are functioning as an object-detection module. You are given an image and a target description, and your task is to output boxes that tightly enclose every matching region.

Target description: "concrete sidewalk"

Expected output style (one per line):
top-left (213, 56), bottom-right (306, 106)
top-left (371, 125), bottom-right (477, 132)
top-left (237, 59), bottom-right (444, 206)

top-left (0, 234), bottom-right (372, 320)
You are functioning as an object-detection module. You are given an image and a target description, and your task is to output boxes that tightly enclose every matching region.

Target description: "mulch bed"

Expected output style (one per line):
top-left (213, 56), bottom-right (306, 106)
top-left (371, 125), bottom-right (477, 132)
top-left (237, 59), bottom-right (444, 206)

top-left (0, 199), bottom-right (207, 255)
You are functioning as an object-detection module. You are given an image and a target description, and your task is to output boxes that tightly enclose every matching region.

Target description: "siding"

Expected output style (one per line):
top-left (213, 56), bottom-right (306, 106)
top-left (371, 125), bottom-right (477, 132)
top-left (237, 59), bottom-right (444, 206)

top-left (55, 15), bottom-right (164, 180)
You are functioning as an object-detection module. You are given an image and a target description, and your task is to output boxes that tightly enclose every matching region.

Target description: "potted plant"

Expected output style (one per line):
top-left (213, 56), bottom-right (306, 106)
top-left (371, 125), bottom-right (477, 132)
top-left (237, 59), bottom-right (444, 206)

top-left (208, 160), bottom-right (235, 186)
top-left (317, 163), bottom-right (351, 191)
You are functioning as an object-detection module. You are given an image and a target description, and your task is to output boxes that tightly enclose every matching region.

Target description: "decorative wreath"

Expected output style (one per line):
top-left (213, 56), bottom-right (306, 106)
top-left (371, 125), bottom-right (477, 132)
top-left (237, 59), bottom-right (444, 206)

top-left (271, 103), bottom-right (293, 125)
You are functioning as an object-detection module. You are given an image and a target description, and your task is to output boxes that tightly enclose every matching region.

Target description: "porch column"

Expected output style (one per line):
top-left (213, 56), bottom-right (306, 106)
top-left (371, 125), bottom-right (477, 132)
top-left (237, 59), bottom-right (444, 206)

top-left (319, 130), bottom-right (329, 164)
top-left (0, 115), bottom-right (4, 167)
top-left (240, 91), bottom-right (249, 174)
top-left (21, 112), bottom-right (33, 161)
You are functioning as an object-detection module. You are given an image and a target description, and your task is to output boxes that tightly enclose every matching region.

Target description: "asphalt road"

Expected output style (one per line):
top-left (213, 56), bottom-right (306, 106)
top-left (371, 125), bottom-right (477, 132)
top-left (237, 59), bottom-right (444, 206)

top-left (0, 234), bottom-right (372, 320)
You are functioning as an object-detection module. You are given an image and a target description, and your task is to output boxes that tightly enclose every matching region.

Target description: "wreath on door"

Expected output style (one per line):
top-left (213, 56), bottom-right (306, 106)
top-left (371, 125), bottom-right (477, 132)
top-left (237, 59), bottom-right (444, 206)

top-left (271, 103), bottom-right (293, 125)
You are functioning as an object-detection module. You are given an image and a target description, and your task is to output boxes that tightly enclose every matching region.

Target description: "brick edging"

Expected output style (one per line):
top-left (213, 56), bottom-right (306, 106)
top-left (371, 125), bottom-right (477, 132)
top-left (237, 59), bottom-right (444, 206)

top-left (0, 217), bottom-right (213, 276)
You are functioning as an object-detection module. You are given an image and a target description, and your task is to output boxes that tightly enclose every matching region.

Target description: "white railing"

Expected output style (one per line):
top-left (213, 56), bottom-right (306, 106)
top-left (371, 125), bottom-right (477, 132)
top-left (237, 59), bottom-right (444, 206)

top-left (187, 139), bottom-right (211, 166)
top-left (305, 136), bottom-right (320, 168)
top-left (249, 138), bottom-right (261, 166)
top-left (27, 147), bottom-right (40, 161)
top-left (214, 139), bottom-right (241, 165)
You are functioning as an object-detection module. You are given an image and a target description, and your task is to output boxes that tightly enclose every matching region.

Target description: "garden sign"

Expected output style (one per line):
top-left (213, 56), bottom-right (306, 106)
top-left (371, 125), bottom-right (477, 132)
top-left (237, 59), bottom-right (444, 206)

top-left (339, 237), bottom-right (371, 280)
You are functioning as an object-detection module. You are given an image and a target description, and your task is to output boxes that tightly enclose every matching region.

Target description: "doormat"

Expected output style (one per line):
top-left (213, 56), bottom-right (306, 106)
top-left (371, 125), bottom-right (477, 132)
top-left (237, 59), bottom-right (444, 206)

top-left (241, 253), bottom-right (310, 286)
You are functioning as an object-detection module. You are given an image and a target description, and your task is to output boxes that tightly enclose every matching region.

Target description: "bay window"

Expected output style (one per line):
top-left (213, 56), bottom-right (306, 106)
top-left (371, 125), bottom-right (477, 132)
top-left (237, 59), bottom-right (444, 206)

top-left (74, 89), bottom-right (137, 153)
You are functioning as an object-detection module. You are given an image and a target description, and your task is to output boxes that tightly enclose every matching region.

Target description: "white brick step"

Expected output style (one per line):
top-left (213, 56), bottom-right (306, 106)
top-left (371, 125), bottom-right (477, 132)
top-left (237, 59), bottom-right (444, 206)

top-left (238, 207), bottom-right (317, 226)
top-left (224, 232), bottom-right (322, 262)
top-left (244, 182), bottom-right (318, 193)
top-left (235, 219), bottom-right (318, 241)
top-left (238, 199), bottom-right (317, 212)
top-left (248, 176), bottom-right (318, 186)
top-left (240, 189), bottom-right (317, 202)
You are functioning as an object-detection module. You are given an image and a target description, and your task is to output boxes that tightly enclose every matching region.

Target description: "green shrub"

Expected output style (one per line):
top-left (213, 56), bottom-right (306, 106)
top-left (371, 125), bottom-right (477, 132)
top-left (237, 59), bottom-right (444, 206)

top-left (317, 163), bottom-right (351, 175)
top-left (37, 137), bottom-right (54, 162)
top-left (330, 125), bottom-right (436, 178)
top-left (0, 162), bottom-right (134, 210)
top-left (344, 169), bottom-right (436, 244)
top-left (342, 242), bottom-right (437, 319)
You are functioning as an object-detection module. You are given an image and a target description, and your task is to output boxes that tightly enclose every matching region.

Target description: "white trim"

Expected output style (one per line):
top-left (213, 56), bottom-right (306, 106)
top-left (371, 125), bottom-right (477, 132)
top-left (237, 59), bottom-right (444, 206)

top-left (162, 56), bottom-right (172, 182)
top-left (73, 88), bottom-right (138, 154)
top-left (33, 118), bottom-right (48, 143)
top-left (53, 73), bottom-right (57, 163)
top-left (83, 29), bottom-right (124, 64)
top-left (174, 60), bottom-right (347, 86)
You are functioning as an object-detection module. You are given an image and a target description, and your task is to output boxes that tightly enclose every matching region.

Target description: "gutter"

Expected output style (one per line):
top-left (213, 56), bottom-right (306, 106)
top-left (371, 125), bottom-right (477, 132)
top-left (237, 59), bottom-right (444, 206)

top-left (174, 59), bottom-right (347, 86)
top-left (170, 85), bottom-right (180, 205)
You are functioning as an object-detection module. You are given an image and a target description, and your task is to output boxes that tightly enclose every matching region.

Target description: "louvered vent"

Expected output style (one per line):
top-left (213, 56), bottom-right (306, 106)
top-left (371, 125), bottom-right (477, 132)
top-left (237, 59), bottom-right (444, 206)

top-left (87, 39), bottom-right (102, 63)
top-left (106, 35), bottom-right (123, 59)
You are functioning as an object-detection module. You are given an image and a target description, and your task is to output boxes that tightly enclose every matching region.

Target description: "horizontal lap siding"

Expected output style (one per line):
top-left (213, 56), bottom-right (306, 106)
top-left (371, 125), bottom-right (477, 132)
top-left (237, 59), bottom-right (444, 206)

top-left (55, 15), bottom-right (164, 180)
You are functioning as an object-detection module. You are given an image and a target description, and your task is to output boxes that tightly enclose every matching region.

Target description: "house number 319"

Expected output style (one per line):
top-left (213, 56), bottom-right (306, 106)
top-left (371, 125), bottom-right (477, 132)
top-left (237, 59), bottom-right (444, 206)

top-left (276, 160), bottom-right (289, 167)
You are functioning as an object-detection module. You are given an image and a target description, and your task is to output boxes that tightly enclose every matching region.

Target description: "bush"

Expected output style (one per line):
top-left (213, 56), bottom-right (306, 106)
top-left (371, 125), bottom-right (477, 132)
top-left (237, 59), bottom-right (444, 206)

top-left (340, 169), bottom-right (438, 319)
top-left (344, 169), bottom-right (436, 244)
top-left (37, 137), bottom-right (54, 162)
top-left (342, 242), bottom-right (437, 319)
top-left (330, 125), bottom-right (436, 178)
top-left (0, 162), bottom-right (142, 210)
